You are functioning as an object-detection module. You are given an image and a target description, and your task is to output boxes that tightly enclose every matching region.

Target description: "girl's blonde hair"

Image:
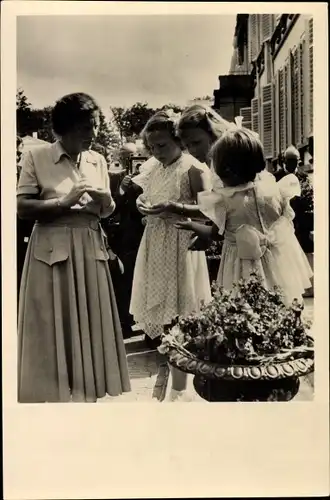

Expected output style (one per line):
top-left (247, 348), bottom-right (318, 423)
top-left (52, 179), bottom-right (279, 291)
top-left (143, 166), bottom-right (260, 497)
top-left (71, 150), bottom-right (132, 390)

top-left (177, 104), bottom-right (231, 141)
top-left (141, 111), bottom-right (182, 153)
top-left (211, 128), bottom-right (266, 186)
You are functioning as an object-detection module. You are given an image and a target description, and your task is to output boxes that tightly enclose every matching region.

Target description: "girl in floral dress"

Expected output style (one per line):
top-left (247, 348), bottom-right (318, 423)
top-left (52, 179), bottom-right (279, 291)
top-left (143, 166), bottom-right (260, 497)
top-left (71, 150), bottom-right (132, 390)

top-left (155, 125), bottom-right (313, 305)
top-left (130, 111), bottom-right (212, 401)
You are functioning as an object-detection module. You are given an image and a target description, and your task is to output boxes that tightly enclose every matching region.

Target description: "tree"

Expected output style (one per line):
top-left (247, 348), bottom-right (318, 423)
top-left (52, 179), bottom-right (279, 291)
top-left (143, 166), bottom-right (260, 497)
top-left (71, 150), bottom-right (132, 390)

top-left (32, 106), bottom-right (55, 143)
top-left (110, 103), bottom-right (155, 141)
top-left (94, 110), bottom-right (121, 152)
top-left (158, 103), bottom-right (184, 114)
top-left (16, 88), bottom-right (33, 136)
top-left (16, 89), bottom-right (55, 141)
top-left (192, 95), bottom-right (213, 102)
top-left (110, 106), bottom-right (126, 144)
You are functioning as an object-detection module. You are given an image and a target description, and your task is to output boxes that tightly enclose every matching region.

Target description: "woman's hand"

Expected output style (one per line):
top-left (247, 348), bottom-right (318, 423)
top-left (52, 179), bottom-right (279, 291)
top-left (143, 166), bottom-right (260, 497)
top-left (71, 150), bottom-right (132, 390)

top-left (173, 218), bottom-right (193, 231)
top-left (85, 185), bottom-right (110, 203)
top-left (60, 179), bottom-right (90, 208)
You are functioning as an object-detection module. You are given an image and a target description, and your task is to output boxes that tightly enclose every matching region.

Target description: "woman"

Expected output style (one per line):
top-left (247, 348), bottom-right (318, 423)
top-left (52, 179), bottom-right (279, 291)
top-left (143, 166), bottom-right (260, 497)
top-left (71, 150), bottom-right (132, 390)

top-left (17, 92), bottom-right (131, 403)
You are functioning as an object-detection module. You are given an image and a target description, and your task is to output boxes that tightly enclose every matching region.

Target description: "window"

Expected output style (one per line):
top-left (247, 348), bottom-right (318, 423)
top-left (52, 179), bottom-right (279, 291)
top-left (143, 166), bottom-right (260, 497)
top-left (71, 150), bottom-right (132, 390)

top-left (299, 40), bottom-right (306, 145)
top-left (291, 48), bottom-right (300, 146)
top-left (248, 14), bottom-right (259, 62)
top-left (309, 18), bottom-right (313, 135)
top-left (284, 63), bottom-right (291, 147)
top-left (239, 107), bottom-right (252, 129)
top-left (261, 14), bottom-right (276, 42)
top-left (251, 97), bottom-right (260, 135)
top-left (291, 41), bottom-right (307, 147)
top-left (272, 75), bottom-right (278, 158)
top-left (278, 68), bottom-right (287, 152)
top-left (261, 84), bottom-right (273, 158)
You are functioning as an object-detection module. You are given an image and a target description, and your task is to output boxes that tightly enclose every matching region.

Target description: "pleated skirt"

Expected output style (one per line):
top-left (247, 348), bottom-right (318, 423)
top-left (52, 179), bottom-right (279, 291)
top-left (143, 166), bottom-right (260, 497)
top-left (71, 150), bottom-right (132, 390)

top-left (18, 213), bottom-right (131, 403)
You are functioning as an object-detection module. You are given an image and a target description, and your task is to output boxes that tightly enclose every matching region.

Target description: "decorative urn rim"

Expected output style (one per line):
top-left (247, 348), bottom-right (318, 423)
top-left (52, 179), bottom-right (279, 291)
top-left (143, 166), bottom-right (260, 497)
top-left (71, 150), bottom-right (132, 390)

top-left (166, 345), bottom-right (314, 381)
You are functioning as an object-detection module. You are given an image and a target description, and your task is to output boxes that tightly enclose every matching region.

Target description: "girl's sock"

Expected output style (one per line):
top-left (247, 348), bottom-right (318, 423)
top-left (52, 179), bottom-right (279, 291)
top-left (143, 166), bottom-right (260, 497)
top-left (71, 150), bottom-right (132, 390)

top-left (167, 388), bottom-right (193, 402)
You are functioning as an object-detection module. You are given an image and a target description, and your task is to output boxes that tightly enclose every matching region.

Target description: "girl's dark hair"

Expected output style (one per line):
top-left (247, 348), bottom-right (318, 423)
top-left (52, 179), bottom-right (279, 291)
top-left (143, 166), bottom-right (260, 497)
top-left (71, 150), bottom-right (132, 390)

top-left (51, 92), bottom-right (100, 136)
top-left (211, 128), bottom-right (266, 186)
top-left (140, 111), bottom-right (182, 152)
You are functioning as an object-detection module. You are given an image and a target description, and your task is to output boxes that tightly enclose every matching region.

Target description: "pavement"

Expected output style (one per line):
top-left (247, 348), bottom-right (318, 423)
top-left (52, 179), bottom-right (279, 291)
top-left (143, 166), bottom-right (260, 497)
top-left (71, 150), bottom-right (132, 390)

top-left (98, 297), bottom-right (314, 403)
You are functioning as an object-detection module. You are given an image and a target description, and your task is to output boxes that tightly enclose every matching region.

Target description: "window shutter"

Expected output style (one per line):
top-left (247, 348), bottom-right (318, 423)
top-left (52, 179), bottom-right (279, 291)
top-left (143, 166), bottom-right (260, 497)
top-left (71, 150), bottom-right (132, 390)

top-left (291, 47), bottom-right (300, 146)
top-left (278, 68), bottom-right (287, 152)
top-left (272, 77), bottom-right (278, 158)
top-left (299, 40), bottom-right (306, 145)
top-left (283, 63), bottom-right (290, 147)
top-left (261, 14), bottom-right (272, 42)
top-left (274, 71), bottom-right (280, 157)
top-left (261, 84), bottom-right (273, 159)
top-left (251, 97), bottom-right (260, 135)
top-left (308, 18), bottom-right (313, 135)
top-left (248, 14), bottom-right (259, 62)
top-left (239, 107), bottom-right (252, 129)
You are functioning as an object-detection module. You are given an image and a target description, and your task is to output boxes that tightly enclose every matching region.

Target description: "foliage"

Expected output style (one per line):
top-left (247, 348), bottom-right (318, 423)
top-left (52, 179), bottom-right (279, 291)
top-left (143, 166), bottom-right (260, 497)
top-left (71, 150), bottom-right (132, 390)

top-left (16, 89), bottom-right (54, 141)
top-left (205, 239), bottom-right (223, 260)
top-left (94, 110), bottom-right (121, 154)
top-left (159, 273), bottom-right (313, 365)
top-left (32, 106), bottom-right (55, 143)
top-left (296, 171), bottom-right (314, 215)
top-left (16, 89), bottom-right (33, 136)
top-left (110, 103), bottom-right (155, 141)
top-left (158, 103), bottom-right (184, 114)
top-left (16, 135), bottom-right (23, 180)
top-left (110, 102), bottom-right (184, 142)
top-left (191, 95), bottom-right (213, 103)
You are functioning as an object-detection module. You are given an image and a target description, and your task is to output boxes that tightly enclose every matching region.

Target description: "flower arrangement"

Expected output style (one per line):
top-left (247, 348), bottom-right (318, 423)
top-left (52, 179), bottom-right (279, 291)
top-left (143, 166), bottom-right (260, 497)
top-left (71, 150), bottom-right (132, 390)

top-left (205, 239), bottom-right (223, 260)
top-left (158, 273), bottom-right (313, 368)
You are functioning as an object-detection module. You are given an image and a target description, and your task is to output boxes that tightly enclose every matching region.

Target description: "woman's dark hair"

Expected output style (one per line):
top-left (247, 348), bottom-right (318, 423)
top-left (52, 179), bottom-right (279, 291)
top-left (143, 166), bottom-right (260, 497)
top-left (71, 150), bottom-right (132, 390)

top-left (51, 92), bottom-right (100, 136)
top-left (211, 128), bottom-right (266, 186)
top-left (140, 111), bottom-right (182, 153)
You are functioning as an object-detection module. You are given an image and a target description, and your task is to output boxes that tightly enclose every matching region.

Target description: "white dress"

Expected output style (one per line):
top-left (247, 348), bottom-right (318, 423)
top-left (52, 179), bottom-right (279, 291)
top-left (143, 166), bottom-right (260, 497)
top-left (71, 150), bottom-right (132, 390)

top-left (198, 171), bottom-right (313, 305)
top-left (277, 173), bottom-right (302, 200)
top-left (130, 153), bottom-right (212, 339)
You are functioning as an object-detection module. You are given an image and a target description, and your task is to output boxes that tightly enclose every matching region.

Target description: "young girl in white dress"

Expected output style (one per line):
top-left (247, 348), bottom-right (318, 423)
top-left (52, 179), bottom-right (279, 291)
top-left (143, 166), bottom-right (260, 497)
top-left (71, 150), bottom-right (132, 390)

top-left (130, 111), bottom-right (212, 401)
top-left (168, 125), bottom-right (313, 305)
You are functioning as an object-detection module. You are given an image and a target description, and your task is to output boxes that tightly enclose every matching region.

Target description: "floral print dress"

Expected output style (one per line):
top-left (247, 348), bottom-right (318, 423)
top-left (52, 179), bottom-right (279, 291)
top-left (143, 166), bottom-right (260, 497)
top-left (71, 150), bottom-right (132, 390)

top-left (130, 153), bottom-right (212, 339)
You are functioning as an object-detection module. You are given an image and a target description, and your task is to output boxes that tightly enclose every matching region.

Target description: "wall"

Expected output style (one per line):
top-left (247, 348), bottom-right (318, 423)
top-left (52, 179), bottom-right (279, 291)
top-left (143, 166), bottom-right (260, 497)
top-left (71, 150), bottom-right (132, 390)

top-left (273, 15), bottom-right (309, 72)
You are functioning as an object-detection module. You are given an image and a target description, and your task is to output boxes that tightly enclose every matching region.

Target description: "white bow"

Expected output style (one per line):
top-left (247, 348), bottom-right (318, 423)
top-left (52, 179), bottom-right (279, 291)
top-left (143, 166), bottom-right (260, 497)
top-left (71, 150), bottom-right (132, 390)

top-left (166, 109), bottom-right (181, 125)
top-left (234, 116), bottom-right (243, 128)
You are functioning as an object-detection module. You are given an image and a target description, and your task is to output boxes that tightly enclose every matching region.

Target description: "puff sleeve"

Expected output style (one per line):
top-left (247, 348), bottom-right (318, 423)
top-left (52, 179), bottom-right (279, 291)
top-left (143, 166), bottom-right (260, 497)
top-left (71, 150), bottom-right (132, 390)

top-left (131, 157), bottom-right (157, 194)
top-left (197, 190), bottom-right (226, 235)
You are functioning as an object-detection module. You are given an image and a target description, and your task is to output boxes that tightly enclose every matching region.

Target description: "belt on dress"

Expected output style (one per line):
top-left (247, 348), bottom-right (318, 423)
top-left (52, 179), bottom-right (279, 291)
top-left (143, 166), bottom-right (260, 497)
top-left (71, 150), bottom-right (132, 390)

top-left (35, 213), bottom-right (100, 230)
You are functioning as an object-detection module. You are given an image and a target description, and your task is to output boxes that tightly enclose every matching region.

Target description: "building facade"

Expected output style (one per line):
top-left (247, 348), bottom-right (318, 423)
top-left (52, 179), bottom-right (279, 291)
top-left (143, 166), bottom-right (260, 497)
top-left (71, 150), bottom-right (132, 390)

top-left (229, 14), bottom-right (313, 167)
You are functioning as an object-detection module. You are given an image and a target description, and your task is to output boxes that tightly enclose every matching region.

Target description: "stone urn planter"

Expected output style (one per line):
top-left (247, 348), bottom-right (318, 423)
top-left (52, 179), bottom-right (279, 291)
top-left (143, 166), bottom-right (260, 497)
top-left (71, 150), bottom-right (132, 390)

top-left (167, 344), bottom-right (313, 402)
top-left (159, 273), bottom-right (314, 402)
